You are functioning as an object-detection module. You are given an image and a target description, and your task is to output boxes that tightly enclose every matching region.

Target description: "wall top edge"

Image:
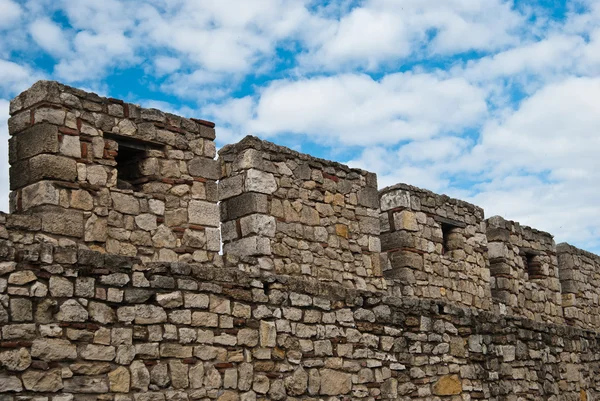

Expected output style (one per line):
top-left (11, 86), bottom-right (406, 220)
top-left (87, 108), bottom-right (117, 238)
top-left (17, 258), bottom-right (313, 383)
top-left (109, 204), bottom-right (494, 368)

top-left (9, 79), bottom-right (216, 130)
top-left (219, 135), bottom-right (376, 178)
top-left (379, 182), bottom-right (484, 214)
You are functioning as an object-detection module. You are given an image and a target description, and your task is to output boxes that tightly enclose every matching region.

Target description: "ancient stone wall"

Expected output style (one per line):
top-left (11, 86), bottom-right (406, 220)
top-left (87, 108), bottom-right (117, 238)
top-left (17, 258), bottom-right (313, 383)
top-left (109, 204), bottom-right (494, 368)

top-left (486, 216), bottom-right (564, 324)
top-left (0, 220), bottom-right (599, 400)
top-left (7, 81), bottom-right (220, 264)
top-left (558, 242), bottom-right (600, 329)
top-left (1, 81), bottom-right (600, 400)
top-left (379, 184), bottom-right (491, 310)
top-left (219, 136), bottom-right (385, 292)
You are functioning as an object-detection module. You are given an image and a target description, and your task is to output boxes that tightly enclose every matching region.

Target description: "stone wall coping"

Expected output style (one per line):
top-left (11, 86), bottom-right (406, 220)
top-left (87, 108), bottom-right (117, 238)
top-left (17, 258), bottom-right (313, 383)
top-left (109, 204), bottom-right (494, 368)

top-left (487, 215), bottom-right (555, 242)
top-left (557, 242), bottom-right (600, 261)
top-left (219, 135), bottom-right (373, 177)
top-left (9, 80), bottom-right (215, 135)
top-left (379, 182), bottom-right (484, 214)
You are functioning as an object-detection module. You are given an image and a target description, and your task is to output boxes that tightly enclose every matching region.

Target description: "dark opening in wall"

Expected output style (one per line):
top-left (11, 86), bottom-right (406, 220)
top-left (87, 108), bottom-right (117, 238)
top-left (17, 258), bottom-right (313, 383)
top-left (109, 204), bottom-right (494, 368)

top-left (106, 133), bottom-right (162, 190)
top-left (115, 145), bottom-right (147, 190)
top-left (524, 252), bottom-right (544, 279)
top-left (442, 223), bottom-right (460, 255)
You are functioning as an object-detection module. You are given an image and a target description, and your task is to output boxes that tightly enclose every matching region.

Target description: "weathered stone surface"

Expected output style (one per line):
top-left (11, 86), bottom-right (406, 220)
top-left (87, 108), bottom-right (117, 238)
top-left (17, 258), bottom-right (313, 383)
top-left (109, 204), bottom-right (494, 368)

top-left (41, 207), bottom-right (84, 237)
top-left (63, 376), bottom-right (109, 393)
top-left (244, 169), bottom-right (277, 194)
top-left (188, 157), bottom-right (219, 180)
top-left (0, 372), bottom-right (23, 392)
top-left (57, 299), bottom-right (88, 322)
top-left (22, 368), bottom-right (63, 392)
top-left (108, 366), bottom-right (131, 392)
top-left (432, 374), bottom-right (462, 396)
top-left (319, 369), bottom-right (351, 395)
top-left (188, 200), bottom-right (220, 227)
top-left (0, 347), bottom-right (31, 371)
top-left (29, 154), bottom-right (77, 183)
top-left (31, 338), bottom-right (77, 361)
top-left (21, 181), bottom-right (59, 210)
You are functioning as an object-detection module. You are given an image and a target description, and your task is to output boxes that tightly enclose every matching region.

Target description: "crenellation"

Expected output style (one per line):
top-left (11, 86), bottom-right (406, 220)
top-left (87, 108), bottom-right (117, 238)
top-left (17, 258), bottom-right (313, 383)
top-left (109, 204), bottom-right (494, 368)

top-left (1, 81), bottom-right (600, 400)
top-left (486, 215), bottom-right (564, 324)
top-left (557, 242), bottom-right (600, 329)
top-left (7, 80), bottom-right (221, 264)
top-left (219, 135), bottom-right (386, 292)
top-left (379, 183), bottom-right (491, 310)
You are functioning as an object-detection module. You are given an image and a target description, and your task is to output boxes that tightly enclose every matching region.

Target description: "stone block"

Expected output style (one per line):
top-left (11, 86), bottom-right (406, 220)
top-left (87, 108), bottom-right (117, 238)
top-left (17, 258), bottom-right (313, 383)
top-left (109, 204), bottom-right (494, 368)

top-left (223, 236), bottom-right (271, 257)
top-left (245, 169), bottom-right (277, 194)
top-left (188, 200), bottom-right (220, 227)
top-left (218, 174), bottom-right (244, 200)
top-left (240, 214), bottom-right (276, 238)
top-left (21, 181), bottom-right (59, 211)
top-left (29, 153), bottom-right (78, 183)
top-left (393, 210), bottom-right (419, 232)
top-left (15, 123), bottom-right (59, 160)
top-left (188, 157), bottom-right (220, 180)
top-left (111, 192), bottom-right (140, 215)
top-left (7, 110), bottom-right (30, 135)
top-left (22, 369), bottom-right (63, 392)
top-left (9, 160), bottom-right (30, 190)
top-left (221, 193), bottom-right (268, 220)
top-left (380, 230), bottom-right (416, 251)
top-left (357, 187), bottom-right (379, 208)
top-left (41, 207), bottom-right (84, 237)
top-left (60, 134), bottom-right (82, 158)
top-left (380, 189), bottom-right (410, 211)
top-left (10, 80), bottom-right (61, 114)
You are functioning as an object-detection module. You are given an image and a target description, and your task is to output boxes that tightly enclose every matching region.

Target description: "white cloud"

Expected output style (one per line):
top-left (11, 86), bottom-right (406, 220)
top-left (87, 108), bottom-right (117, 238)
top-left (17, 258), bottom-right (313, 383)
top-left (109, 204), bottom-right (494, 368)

top-left (29, 18), bottom-right (70, 56)
top-left (154, 56), bottom-right (181, 75)
top-left (0, 59), bottom-right (42, 97)
top-left (300, 0), bottom-right (525, 70)
top-left (222, 72), bottom-right (488, 146)
top-left (0, 0), bottom-right (22, 29)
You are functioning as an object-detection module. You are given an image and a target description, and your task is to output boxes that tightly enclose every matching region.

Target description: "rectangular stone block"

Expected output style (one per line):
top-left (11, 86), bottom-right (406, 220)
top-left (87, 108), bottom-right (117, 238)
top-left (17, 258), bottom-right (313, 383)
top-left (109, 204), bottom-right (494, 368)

top-left (9, 161), bottom-right (30, 190)
top-left (223, 236), bottom-right (271, 257)
top-left (29, 154), bottom-right (78, 183)
top-left (21, 181), bottom-right (60, 211)
top-left (40, 206), bottom-right (84, 238)
top-left (380, 231), bottom-right (416, 251)
top-left (15, 123), bottom-right (59, 160)
top-left (188, 157), bottom-right (220, 180)
top-left (188, 200), bottom-right (219, 227)
top-left (218, 174), bottom-right (244, 200)
top-left (220, 193), bottom-right (268, 221)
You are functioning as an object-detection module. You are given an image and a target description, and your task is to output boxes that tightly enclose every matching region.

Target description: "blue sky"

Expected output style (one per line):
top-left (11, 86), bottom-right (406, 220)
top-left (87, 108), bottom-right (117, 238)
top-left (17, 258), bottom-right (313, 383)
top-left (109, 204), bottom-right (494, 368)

top-left (0, 0), bottom-right (599, 253)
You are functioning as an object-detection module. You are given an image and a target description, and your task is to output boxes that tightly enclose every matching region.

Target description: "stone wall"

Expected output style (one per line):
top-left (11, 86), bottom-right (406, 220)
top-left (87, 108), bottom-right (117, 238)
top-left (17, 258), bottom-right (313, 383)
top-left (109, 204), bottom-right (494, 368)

top-left (0, 220), bottom-right (599, 400)
top-left (2, 80), bottom-right (600, 400)
top-left (486, 216), bottom-right (564, 324)
top-left (379, 184), bottom-right (491, 311)
top-left (558, 243), bottom-right (600, 329)
top-left (7, 81), bottom-right (220, 264)
top-left (219, 136), bottom-right (385, 292)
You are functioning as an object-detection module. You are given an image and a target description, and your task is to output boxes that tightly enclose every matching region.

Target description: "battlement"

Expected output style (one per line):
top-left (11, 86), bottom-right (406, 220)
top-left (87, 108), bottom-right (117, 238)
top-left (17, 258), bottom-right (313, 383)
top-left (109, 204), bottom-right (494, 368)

top-left (7, 81), bottom-right (221, 263)
top-left (2, 81), bottom-right (600, 400)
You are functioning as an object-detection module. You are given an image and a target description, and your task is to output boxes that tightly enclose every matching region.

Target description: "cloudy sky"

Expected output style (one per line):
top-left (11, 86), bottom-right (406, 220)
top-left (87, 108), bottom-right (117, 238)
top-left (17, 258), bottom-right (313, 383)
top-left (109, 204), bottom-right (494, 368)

top-left (0, 0), bottom-right (599, 253)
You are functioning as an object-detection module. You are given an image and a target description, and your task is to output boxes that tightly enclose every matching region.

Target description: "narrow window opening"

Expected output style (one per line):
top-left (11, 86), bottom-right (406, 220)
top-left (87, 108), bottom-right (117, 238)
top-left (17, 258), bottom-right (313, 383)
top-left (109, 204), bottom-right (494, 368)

top-left (441, 223), bottom-right (459, 255)
top-left (524, 252), bottom-right (543, 279)
top-left (115, 144), bottom-right (147, 190)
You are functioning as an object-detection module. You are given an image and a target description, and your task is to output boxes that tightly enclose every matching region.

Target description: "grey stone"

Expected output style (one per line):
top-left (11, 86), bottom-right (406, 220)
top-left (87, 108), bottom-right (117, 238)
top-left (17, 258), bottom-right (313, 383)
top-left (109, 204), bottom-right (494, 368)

top-left (29, 153), bottom-right (77, 183)
top-left (188, 157), bottom-right (220, 180)
top-left (41, 207), bottom-right (84, 237)
top-left (15, 123), bottom-right (59, 159)
top-left (221, 193), bottom-right (268, 220)
top-left (188, 200), bottom-right (219, 227)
